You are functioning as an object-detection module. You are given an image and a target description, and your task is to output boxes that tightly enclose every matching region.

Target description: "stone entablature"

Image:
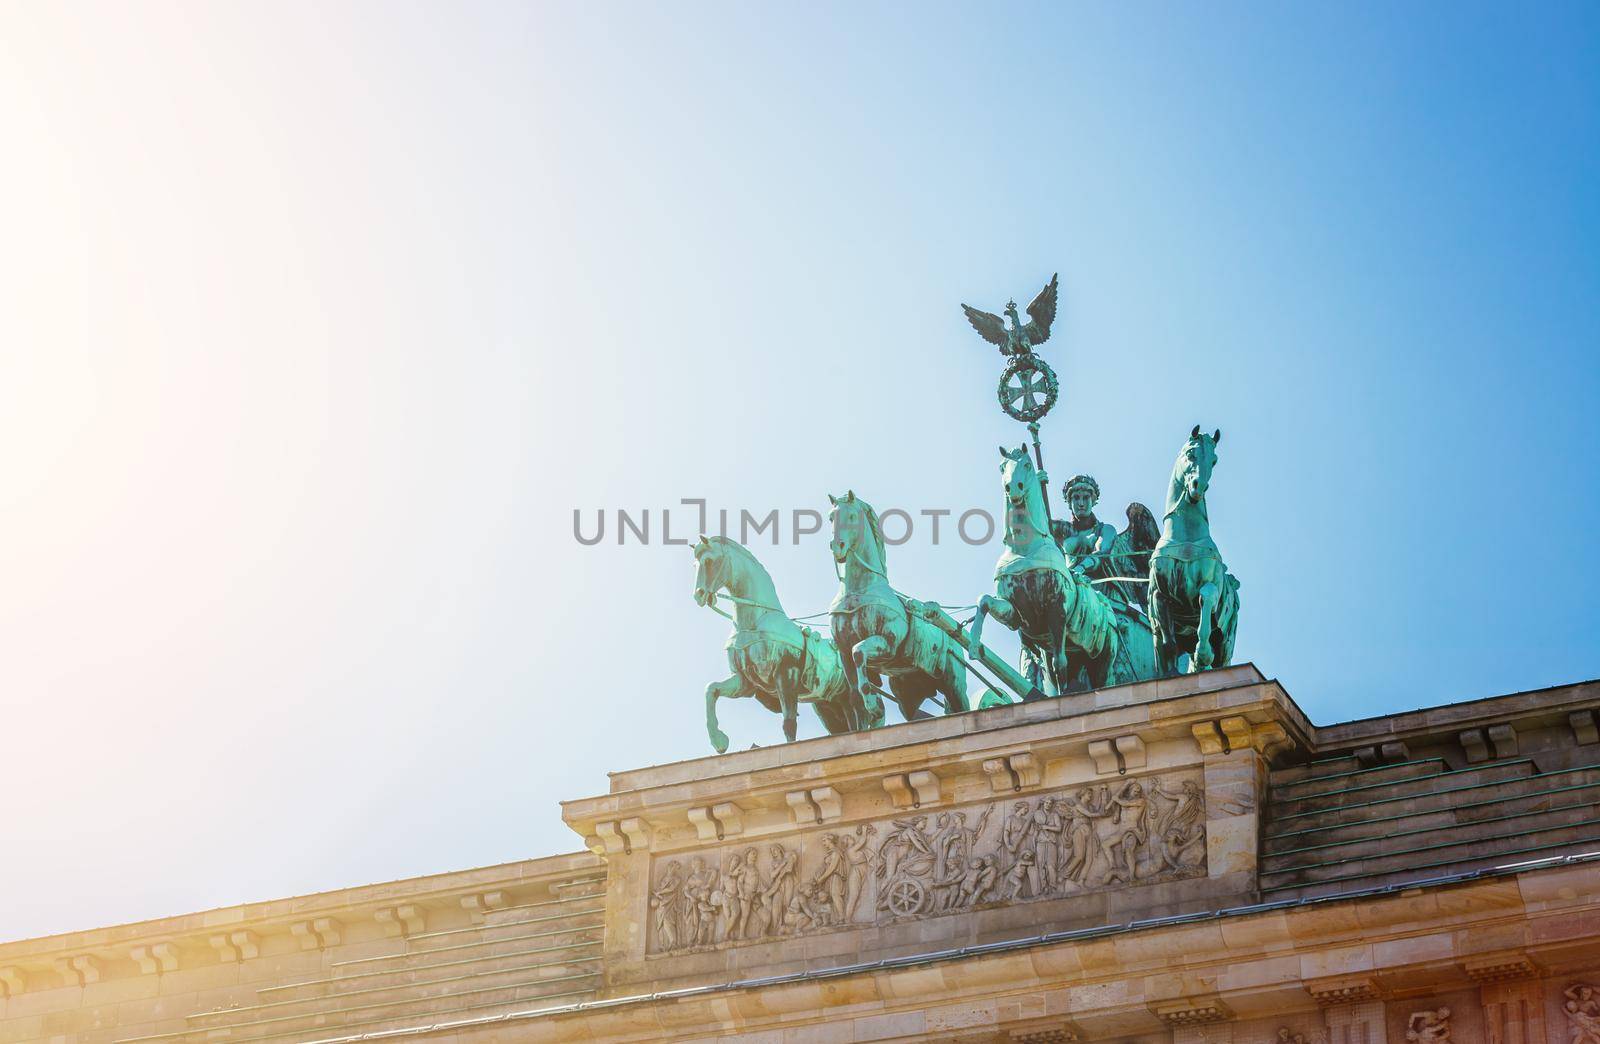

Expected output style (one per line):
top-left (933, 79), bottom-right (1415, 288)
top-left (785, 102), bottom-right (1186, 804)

top-left (561, 664), bottom-right (1297, 991)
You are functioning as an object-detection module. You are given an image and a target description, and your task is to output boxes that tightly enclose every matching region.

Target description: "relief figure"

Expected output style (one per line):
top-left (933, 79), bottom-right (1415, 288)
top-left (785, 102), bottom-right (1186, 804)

top-left (683, 857), bottom-right (718, 946)
top-left (723, 853), bottom-right (751, 940)
top-left (1102, 780), bottom-right (1150, 884)
top-left (763, 844), bottom-right (798, 933)
top-left (1152, 779), bottom-right (1206, 871)
top-left (931, 856), bottom-right (967, 911)
top-left (814, 834), bottom-right (848, 924)
top-left (1000, 800), bottom-right (1035, 874)
top-left (1033, 798), bottom-right (1064, 894)
top-left (1059, 787), bottom-right (1107, 885)
top-left (650, 860), bottom-right (683, 951)
top-left (1406, 1009), bottom-right (1451, 1044)
top-left (1566, 985), bottom-right (1600, 1044)
top-left (876, 815), bottom-right (934, 882)
top-left (844, 825), bottom-right (874, 922)
top-left (959, 854), bottom-right (1000, 906)
top-left (1005, 849), bottom-right (1038, 900)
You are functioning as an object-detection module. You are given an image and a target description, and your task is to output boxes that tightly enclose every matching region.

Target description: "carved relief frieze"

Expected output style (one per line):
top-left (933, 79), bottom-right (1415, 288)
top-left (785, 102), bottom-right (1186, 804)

top-left (1405, 1009), bottom-right (1451, 1044)
top-left (645, 769), bottom-right (1206, 954)
top-left (1566, 985), bottom-right (1600, 1044)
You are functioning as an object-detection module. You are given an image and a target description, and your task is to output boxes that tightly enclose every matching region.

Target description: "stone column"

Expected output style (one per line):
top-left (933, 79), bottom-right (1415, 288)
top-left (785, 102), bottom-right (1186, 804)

top-left (1313, 978), bottom-right (1388, 1044)
top-left (1463, 953), bottom-right (1545, 1044)
top-left (1480, 981), bottom-right (1545, 1044)
top-left (1324, 1001), bottom-right (1388, 1044)
top-left (592, 817), bottom-right (653, 989)
top-left (1191, 717), bottom-right (1275, 890)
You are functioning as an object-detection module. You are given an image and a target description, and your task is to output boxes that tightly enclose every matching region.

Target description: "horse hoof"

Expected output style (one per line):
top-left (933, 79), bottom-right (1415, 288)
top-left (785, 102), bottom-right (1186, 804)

top-left (710, 731), bottom-right (730, 754)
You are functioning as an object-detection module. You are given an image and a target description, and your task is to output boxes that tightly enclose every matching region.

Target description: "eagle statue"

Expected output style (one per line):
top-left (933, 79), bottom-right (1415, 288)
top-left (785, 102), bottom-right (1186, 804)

top-left (961, 273), bottom-right (1060, 357)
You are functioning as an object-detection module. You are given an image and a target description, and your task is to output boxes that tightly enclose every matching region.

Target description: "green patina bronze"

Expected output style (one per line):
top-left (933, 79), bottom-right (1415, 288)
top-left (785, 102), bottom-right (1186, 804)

top-left (962, 274), bottom-right (1062, 425)
top-left (968, 447), bottom-right (1119, 696)
top-left (692, 536), bottom-right (872, 753)
top-left (683, 274), bottom-right (1245, 751)
top-left (1052, 474), bottom-right (1161, 687)
top-left (827, 491), bottom-right (971, 724)
top-left (1150, 427), bottom-right (1241, 674)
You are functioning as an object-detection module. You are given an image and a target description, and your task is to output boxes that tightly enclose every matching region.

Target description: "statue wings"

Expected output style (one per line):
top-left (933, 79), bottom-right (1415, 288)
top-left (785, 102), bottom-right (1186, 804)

top-left (1024, 273), bottom-right (1059, 347)
top-left (961, 273), bottom-right (1060, 355)
top-left (961, 303), bottom-right (1010, 352)
top-left (1105, 502), bottom-right (1160, 609)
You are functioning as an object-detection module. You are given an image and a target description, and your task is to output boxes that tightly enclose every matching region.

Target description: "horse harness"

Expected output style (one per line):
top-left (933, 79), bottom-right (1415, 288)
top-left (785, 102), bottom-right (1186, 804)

top-left (712, 592), bottom-right (821, 694)
top-left (1152, 540), bottom-right (1222, 564)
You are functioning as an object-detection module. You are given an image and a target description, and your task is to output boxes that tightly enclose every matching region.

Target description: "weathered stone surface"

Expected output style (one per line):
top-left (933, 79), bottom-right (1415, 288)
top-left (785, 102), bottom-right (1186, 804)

top-left (4, 672), bottom-right (1600, 1044)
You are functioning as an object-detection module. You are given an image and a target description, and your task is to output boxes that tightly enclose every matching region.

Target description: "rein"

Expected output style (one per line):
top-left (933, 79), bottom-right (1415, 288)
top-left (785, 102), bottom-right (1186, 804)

top-left (834, 545), bottom-right (890, 584)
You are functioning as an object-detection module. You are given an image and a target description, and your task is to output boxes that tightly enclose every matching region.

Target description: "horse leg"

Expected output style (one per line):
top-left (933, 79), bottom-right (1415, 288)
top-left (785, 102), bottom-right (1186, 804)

top-left (1043, 594), bottom-right (1073, 696)
top-left (837, 635), bottom-right (876, 730)
top-left (777, 666), bottom-right (801, 743)
top-left (1020, 642), bottom-right (1046, 695)
top-left (813, 698), bottom-right (849, 735)
top-left (1192, 580), bottom-right (1220, 672)
top-left (705, 673), bottom-right (750, 754)
top-left (853, 634), bottom-right (897, 715)
top-left (889, 672), bottom-right (936, 722)
top-left (1049, 634), bottom-right (1074, 696)
top-left (1215, 576), bottom-right (1240, 667)
top-left (1149, 568), bottom-right (1181, 678)
top-left (940, 645), bottom-right (969, 713)
top-left (1059, 647), bottom-right (1091, 695)
top-left (1085, 645), bottom-right (1113, 691)
top-left (969, 595), bottom-right (1016, 661)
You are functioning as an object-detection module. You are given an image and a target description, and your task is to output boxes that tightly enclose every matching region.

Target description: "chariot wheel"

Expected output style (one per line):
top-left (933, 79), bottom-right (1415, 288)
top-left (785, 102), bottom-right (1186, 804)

top-left (997, 355), bottom-right (1059, 423)
top-left (884, 875), bottom-right (928, 917)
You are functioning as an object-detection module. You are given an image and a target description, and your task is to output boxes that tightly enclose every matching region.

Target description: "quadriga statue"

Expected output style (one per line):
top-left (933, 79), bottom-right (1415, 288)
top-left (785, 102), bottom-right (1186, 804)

top-left (827, 491), bottom-right (969, 723)
top-left (1150, 426), bottom-right (1241, 674)
top-left (967, 446), bottom-right (1119, 694)
top-left (692, 536), bottom-right (870, 752)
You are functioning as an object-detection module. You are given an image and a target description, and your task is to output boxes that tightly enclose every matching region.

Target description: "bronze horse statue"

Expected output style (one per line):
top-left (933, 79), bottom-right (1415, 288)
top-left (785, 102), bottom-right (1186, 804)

top-left (827, 491), bottom-right (969, 723)
top-left (693, 536), bottom-right (867, 752)
top-left (968, 446), bottom-right (1118, 695)
top-left (1150, 427), bottom-right (1240, 675)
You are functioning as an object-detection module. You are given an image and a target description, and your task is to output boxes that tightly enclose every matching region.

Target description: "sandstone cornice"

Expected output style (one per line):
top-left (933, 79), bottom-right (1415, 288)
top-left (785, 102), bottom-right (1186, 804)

top-left (561, 665), bottom-right (1312, 853)
top-left (1314, 676), bottom-right (1600, 748)
top-left (0, 851), bottom-right (599, 987)
top-left (1459, 950), bottom-right (1540, 983)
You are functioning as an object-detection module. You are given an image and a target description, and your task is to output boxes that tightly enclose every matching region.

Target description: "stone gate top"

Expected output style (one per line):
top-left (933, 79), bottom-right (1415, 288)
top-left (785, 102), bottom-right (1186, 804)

top-left (2, 667), bottom-right (1598, 1044)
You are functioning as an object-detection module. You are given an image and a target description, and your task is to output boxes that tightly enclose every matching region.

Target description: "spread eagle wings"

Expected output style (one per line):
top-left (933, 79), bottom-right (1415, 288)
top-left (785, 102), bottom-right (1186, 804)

top-left (960, 273), bottom-right (1060, 355)
top-left (1023, 272), bottom-right (1059, 346)
top-left (960, 303), bottom-right (1009, 352)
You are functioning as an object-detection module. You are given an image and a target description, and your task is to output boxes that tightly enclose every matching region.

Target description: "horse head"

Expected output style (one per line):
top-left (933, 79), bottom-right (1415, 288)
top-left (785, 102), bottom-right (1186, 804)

top-left (998, 445), bottom-right (1049, 542)
top-left (1177, 425), bottom-right (1222, 506)
top-left (998, 445), bottom-right (1035, 508)
top-left (691, 535), bottom-right (727, 607)
top-left (827, 490), bottom-right (883, 569)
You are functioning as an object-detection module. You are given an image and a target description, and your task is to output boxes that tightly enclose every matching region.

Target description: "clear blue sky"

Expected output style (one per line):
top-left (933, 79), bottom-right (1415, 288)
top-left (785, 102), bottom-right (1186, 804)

top-left (1, 2), bottom-right (1596, 941)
